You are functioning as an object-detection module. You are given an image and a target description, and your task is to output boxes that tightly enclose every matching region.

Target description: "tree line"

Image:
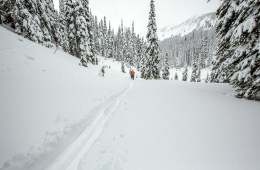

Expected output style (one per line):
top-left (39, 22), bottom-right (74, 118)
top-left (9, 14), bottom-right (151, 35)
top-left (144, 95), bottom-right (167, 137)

top-left (0, 0), bottom-right (146, 68)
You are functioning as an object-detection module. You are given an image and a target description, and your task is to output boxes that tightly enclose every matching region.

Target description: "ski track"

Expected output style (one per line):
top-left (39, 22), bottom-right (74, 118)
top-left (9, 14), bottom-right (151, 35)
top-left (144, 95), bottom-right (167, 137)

top-left (44, 81), bottom-right (134, 170)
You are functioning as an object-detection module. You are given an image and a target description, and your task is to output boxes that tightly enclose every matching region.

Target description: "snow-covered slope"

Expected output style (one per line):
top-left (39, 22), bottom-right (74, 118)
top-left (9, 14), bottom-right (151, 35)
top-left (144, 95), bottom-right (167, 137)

top-left (158, 12), bottom-right (217, 40)
top-left (0, 26), bottom-right (131, 170)
top-left (1, 25), bottom-right (260, 170)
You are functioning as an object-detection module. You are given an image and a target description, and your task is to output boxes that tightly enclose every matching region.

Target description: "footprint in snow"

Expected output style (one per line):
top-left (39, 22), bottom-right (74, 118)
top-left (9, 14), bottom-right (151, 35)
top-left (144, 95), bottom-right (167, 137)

top-left (26, 55), bottom-right (35, 61)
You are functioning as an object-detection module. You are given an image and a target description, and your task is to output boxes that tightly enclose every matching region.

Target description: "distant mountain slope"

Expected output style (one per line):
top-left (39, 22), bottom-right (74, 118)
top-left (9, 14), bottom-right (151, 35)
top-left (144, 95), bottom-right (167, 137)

top-left (158, 12), bottom-right (217, 40)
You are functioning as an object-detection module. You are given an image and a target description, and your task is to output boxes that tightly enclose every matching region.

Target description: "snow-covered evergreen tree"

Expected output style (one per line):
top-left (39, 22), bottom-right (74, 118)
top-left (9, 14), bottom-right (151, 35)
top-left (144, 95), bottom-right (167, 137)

top-left (190, 62), bottom-right (198, 82)
top-left (141, 0), bottom-right (160, 80)
top-left (121, 62), bottom-right (126, 73)
top-left (162, 56), bottom-right (170, 80)
top-left (102, 16), bottom-right (108, 57)
top-left (205, 73), bottom-right (210, 83)
top-left (107, 21), bottom-right (113, 58)
top-left (131, 21), bottom-right (138, 67)
top-left (197, 69), bottom-right (201, 82)
top-left (1, 0), bottom-right (59, 47)
top-left (182, 67), bottom-right (188, 81)
top-left (76, 0), bottom-right (90, 65)
top-left (211, 0), bottom-right (260, 99)
top-left (136, 36), bottom-right (145, 71)
top-left (0, 0), bottom-right (16, 28)
top-left (88, 9), bottom-right (96, 64)
top-left (93, 15), bottom-right (101, 55)
top-left (37, 0), bottom-right (59, 47)
top-left (14, 0), bottom-right (44, 43)
top-left (174, 72), bottom-right (179, 80)
top-left (58, 0), bottom-right (69, 52)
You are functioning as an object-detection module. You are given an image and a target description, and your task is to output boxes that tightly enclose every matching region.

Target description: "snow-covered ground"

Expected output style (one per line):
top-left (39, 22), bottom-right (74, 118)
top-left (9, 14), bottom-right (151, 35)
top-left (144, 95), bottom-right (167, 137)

top-left (169, 67), bottom-right (211, 81)
top-left (79, 81), bottom-right (260, 170)
top-left (0, 26), bottom-right (131, 170)
top-left (1, 26), bottom-right (260, 170)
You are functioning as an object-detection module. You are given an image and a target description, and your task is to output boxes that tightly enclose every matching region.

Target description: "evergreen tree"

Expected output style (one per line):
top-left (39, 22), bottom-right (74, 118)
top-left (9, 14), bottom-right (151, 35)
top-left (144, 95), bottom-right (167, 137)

top-left (93, 15), bottom-right (101, 55)
top-left (162, 56), bottom-right (170, 80)
top-left (102, 16), bottom-right (108, 57)
top-left (65, 0), bottom-right (77, 56)
top-left (131, 21), bottom-right (138, 66)
top-left (124, 28), bottom-right (132, 65)
top-left (197, 69), bottom-right (201, 82)
top-left (211, 0), bottom-right (260, 99)
top-left (87, 9), bottom-right (96, 64)
top-left (190, 62), bottom-right (198, 82)
top-left (182, 67), bottom-right (188, 81)
top-left (75, 0), bottom-right (89, 65)
top-left (14, 0), bottom-right (44, 43)
top-left (107, 21), bottom-right (113, 58)
top-left (136, 36), bottom-right (145, 71)
top-left (0, 0), bottom-right (16, 28)
top-left (205, 73), bottom-right (210, 83)
top-left (2, 0), bottom-right (59, 47)
top-left (174, 72), bottom-right (179, 80)
top-left (121, 62), bottom-right (126, 73)
top-left (58, 0), bottom-right (69, 52)
top-left (141, 0), bottom-right (160, 79)
top-left (36, 0), bottom-right (59, 47)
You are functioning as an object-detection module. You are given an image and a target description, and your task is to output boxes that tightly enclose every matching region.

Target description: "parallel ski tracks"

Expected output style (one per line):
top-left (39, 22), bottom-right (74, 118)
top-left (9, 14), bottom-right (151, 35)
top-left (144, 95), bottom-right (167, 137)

top-left (45, 82), bottom-right (134, 170)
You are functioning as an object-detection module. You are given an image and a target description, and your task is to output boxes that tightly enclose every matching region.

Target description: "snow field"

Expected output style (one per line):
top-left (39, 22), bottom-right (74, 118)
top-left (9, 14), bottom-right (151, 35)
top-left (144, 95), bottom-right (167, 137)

top-left (0, 26), bottom-right (131, 170)
top-left (45, 82), bottom-right (133, 170)
top-left (169, 67), bottom-right (211, 81)
top-left (1, 25), bottom-right (260, 170)
top-left (78, 80), bottom-right (260, 170)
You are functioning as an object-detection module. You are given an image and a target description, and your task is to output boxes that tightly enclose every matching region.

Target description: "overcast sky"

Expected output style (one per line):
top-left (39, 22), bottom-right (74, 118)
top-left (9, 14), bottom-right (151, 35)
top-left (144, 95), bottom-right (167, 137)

top-left (53, 0), bottom-right (220, 34)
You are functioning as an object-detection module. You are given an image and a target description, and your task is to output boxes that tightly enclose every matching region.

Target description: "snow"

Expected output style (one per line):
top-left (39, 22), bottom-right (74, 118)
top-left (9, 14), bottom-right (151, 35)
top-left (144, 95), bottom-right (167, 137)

top-left (78, 81), bottom-right (260, 170)
top-left (1, 26), bottom-right (260, 170)
top-left (0, 26), bottom-right (130, 169)
top-left (158, 12), bottom-right (217, 40)
top-left (169, 67), bottom-right (211, 82)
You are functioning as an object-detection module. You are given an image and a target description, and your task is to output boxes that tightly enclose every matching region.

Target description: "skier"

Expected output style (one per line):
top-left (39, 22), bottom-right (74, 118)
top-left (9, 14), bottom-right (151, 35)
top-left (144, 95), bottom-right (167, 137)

top-left (129, 69), bottom-right (135, 80)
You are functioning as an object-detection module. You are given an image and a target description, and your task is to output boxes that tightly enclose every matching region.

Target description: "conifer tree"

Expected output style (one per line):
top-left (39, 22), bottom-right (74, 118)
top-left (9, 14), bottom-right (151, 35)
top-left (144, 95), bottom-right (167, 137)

top-left (93, 15), bottom-right (101, 55)
top-left (102, 16), bottom-right (108, 57)
top-left (58, 0), bottom-right (69, 52)
top-left (190, 62), bottom-right (198, 82)
top-left (182, 67), bottom-right (188, 81)
top-left (136, 36), bottom-right (145, 71)
top-left (0, 0), bottom-right (16, 28)
top-left (107, 22), bottom-right (113, 58)
top-left (131, 21), bottom-right (138, 66)
top-left (87, 9), bottom-right (96, 64)
top-left (14, 0), bottom-right (44, 43)
top-left (211, 0), bottom-right (260, 99)
top-left (121, 62), bottom-right (126, 73)
top-left (174, 72), bottom-right (179, 80)
top-left (36, 0), bottom-right (56, 46)
top-left (162, 56), bottom-right (170, 80)
top-left (205, 73), bottom-right (210, 83)
top-left (124, 28), bottom-right (132, 65)
top-left (141, 0), bottom-right (160, 79)
top-left (197, 69), bottom-right (201, 82)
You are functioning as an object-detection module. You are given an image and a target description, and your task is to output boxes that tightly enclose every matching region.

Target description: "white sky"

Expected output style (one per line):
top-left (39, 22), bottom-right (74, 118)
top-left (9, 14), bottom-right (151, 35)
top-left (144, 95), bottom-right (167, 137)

top-left (53, 0), bottom-right (221, 34)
